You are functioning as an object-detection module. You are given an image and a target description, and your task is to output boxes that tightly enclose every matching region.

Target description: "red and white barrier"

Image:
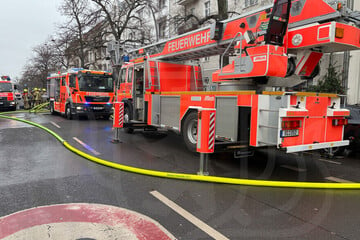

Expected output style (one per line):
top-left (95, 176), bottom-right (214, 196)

top-left (196, 108), bottom-right (216, 153)
top-left (113, 102), bottom-right (124, 128)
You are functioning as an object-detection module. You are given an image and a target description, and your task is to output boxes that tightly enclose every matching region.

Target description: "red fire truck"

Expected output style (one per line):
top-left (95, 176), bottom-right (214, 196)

top-left (47, 68), bottom-right (114, 119)
top-left (110, 0), bottom-right (360, 154)
top-left (0, 76), bottom-right (17, 111)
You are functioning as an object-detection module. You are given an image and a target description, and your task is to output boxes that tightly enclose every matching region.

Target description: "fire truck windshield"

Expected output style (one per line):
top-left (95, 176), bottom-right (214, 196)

top-left (78, 74), bottom-right (114, 92)
top-left (0, 82), bottom-right (12, 92)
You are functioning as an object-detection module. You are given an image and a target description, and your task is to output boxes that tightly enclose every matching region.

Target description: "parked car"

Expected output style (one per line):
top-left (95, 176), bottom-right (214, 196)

top-left (343, 105), bottom-right (360, 156)
top-left (14, 90), bottom-right (21, 100)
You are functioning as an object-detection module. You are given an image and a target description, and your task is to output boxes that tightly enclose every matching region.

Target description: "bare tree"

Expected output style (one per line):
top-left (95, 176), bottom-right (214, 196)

top-left (90, 0), bottom-right (152, 45)
top-left (84, 20), bottom-right (110, 68)
top-left (175, 1), bottom-right (228, 34)
top-left (50, 31), bottom-right (74, 70)
top-left (20, 63), bottom-right (43, 89)
top-left (59, 0), bottom-right (99, 68)
top-left (19, 41), bottom-right (59, 89)
top-left (174, 1), bottom-right (230, 66)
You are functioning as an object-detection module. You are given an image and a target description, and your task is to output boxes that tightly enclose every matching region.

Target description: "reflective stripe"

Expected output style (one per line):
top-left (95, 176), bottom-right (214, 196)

top-left (119, 103), bottom-right (124, 127)
top-left (208, 113), bottom-right (216, 150)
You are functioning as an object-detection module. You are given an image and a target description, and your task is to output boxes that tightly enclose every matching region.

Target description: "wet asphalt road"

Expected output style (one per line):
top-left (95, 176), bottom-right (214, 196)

top-left (0, 111), bottom-right (360, 239)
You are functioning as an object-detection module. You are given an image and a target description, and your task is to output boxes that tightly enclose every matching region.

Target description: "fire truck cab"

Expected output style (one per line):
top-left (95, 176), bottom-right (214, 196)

top-left (0, 76), bottom-right (17, 111)
top-left (116, 61), bottom-right (202, 126)
top-left (48, 68), bottom-right (114, 119)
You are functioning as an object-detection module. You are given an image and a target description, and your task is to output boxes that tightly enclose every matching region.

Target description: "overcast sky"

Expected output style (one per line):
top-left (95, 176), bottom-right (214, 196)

top-left (0, 0), bottom-right (65, 81)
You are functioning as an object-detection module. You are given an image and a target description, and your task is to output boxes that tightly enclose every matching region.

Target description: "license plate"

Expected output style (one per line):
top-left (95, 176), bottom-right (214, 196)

top-left (280, 129), bottom-right (299, 138)
top-left (93, 107), bottom-right (104, 110)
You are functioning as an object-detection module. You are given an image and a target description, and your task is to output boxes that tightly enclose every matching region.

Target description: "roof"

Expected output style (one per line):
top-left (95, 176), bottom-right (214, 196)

top-left (47, 68), bottom-right (111, 79)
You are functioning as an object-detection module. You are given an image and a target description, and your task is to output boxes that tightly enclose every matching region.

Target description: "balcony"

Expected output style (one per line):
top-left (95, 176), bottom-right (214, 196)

top-left (177, 0), bottom-right (197, 6)
top-left (177, 23), bottom-right (199, 35)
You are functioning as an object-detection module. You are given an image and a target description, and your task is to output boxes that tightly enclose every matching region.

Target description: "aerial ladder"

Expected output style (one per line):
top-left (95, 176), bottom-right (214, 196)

top-left (108, 0), bottom-right (360, 155)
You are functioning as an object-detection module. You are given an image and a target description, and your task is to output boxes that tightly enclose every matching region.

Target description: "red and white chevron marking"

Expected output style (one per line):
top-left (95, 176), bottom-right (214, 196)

top-left (119, 103), bottom-right (124, 127)
top-left (208, 112), bottom-right (216, 150)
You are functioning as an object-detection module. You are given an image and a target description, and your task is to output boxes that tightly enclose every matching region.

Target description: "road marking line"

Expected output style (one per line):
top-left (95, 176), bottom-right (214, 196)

top-left (318, 159), bottom-right (342, 165)
top-left (50, 121), bottom-right (61, 129)
top-left (280, 165), bottom-right (307, 172)
top-left (150, 190), bottom-right (229, 240)
top-left (73, 137), bottom-right (101, 156)
top-left (325, 176), bottom-right (353, 183)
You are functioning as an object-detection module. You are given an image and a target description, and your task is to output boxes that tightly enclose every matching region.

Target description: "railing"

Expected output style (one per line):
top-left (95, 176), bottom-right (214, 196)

top-left (220, 32), bottom-right (243, 74)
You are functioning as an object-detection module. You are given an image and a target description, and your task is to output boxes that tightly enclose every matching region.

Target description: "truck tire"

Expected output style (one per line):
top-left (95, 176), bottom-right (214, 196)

top-left (124, 106), bottom-right (134, 133)
top-left (182, 111), bottom-right (198, 152)
top-left (65, 105), bottom-right (72, 120)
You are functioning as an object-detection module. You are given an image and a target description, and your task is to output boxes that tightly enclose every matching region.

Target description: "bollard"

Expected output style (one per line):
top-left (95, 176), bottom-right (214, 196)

top-left (196, 108), bottom-right (216, 175)
top-left (112, 102), bottom-right (124, 143)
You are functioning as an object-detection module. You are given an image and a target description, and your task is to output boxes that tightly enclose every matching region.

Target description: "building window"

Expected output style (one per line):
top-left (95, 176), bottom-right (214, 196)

top-left (137, 8), bottom-right (143, 19)
top-left (88, 51), bottom-right (94, 62)
top-left (159, 0), bottom-right (166, 9)
top-left (159, 20), bottom-right (166, 39)
top-left (173, 15), bottom-right (181, 33)
top-left (245, 0), bottom-right (258, 8)
top-left (189, 7), bottom-right (195, 16)
top-left (102, 47), bottom-right (106, 58)
top-left (204, 1), bottom-right (210, 17)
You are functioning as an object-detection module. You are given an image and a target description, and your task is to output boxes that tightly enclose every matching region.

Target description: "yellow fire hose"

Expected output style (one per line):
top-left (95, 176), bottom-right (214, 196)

top-left (1, 112), bottom-right (360, 189)
top-left (29, 102), bottom-right (49, 113)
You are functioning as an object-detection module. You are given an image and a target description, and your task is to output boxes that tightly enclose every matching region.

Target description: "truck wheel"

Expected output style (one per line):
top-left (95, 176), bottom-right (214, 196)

top-left (124, 106), bottom-right (134, 133)
top-left (65, 105), bottom-right (72, 120)
top-left (182, 111), bottom-right (198, 152)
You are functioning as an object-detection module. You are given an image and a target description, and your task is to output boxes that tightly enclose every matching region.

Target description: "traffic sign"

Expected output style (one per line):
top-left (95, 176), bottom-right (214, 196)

top-left (0, 203), bottom-right (175, 240)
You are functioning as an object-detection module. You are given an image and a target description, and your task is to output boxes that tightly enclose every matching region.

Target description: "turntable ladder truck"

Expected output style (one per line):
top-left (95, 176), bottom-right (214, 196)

top-left (109, 0), bottom-right (360, 154)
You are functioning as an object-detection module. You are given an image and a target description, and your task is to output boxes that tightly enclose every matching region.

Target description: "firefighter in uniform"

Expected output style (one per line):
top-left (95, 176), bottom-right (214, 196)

top-left (31, 88), bottom-right (36, 107)
top-left (23, 89), bottom-right (30, 110)
top-left (34, 88), bottom-right (42, 106)
top-left (28, 88), bottom-right (34, 108)
top-left (41, 88), bottom-right (47, 103)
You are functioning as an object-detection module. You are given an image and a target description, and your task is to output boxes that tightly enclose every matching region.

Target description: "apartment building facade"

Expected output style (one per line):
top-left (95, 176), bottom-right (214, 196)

top-left (347, 0), bottom-right (360, 104)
